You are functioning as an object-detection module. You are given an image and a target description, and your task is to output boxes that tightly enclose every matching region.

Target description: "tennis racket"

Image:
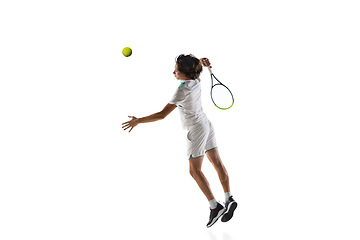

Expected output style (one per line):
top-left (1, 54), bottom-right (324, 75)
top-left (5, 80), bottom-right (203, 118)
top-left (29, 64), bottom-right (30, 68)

top-left (207, 67), bottom-right (234, 110)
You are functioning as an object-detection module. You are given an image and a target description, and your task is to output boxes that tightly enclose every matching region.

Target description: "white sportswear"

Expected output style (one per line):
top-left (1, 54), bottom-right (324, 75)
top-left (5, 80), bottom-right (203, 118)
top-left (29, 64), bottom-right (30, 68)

top-left (169, 79), bottom-right (217, 159)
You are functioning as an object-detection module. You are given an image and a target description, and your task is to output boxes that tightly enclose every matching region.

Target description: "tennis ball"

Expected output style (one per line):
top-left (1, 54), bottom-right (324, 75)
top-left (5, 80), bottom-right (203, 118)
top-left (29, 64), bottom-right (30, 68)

top-left (122, 47), bottom-right (132, 57)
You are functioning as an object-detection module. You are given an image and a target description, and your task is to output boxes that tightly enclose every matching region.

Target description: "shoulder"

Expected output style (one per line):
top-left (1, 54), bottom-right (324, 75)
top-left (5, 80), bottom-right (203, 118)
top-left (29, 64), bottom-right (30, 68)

top-left (188, 79), bottom-right (201, 89)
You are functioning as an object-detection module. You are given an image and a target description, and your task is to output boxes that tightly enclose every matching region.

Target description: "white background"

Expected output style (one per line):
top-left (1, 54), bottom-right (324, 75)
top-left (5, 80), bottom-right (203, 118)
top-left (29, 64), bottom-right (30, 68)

top-left (1, 0), bottom-right (360, 239)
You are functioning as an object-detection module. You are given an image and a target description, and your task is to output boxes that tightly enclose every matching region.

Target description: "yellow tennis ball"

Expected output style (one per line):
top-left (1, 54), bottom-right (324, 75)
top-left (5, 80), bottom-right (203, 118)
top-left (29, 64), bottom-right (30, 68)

top-left (122, 47), bottom-right (132, 57)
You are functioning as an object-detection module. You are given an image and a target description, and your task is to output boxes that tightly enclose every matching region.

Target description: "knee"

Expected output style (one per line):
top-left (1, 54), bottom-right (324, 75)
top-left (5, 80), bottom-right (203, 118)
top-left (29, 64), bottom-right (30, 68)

top-left (189, 168), bottom-right (202, 178)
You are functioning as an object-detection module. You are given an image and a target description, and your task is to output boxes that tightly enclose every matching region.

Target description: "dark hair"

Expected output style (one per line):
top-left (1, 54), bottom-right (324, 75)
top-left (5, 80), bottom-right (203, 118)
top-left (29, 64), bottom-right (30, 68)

top-left (175, 54), bottom-right (203, 80)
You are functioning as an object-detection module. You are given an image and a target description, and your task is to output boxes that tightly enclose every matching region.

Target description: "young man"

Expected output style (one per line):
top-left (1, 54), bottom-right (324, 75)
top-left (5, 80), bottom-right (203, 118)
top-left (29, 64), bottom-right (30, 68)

top-left (122, 54), bottom-right (237, 227)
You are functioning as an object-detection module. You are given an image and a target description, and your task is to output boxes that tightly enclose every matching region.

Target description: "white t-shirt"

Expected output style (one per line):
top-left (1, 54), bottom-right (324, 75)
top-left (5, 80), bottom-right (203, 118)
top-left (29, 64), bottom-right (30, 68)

top-left (169, 79), bottom-right (208, 130)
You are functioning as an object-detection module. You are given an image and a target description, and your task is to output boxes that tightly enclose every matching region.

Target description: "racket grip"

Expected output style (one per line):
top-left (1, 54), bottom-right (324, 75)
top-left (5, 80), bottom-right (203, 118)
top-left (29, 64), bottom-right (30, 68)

top-left (207, 67), bottom-right (213, 74)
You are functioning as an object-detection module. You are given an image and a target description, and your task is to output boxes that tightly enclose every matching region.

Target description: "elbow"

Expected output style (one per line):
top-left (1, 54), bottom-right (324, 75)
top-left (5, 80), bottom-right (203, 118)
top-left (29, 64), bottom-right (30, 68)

top-left (158, 112), bottom-right (166, 120)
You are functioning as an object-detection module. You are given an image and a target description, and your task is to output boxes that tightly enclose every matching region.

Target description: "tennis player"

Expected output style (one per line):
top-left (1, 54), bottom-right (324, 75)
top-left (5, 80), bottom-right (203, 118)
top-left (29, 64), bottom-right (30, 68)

top-left (122, 54), bottom-right (237, 228)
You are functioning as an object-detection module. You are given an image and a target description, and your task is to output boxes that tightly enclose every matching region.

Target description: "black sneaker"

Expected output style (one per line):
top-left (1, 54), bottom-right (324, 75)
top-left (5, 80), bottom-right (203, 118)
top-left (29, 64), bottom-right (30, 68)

top-left (221, 196), bottom-right (237, 222)
top-left (206, 202), bottom-right (225, 228)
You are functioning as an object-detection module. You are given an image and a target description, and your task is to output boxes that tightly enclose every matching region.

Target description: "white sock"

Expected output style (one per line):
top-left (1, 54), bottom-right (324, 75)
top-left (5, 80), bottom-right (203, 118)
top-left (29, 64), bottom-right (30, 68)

top-left (225, 192), bottom-right (232, 202)
top-left (209, 199), bottom-right (218, 209)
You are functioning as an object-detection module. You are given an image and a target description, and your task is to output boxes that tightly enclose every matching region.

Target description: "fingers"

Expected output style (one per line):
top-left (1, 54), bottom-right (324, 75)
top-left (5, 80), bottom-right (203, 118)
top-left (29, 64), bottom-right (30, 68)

top-left (122, 116), bottom-right (136, 132)
top-left (122, 124), bottom-right (133, 132)
top-left (201, 58), bottom-right (208, 63)
top-left (200, 58), bottom-right (212, 68)
top-left (200, 58), bottom-right (207, 65)
top-left (122, 121), bottom-right (131, 128)
top-left (122, 121), bottom-right (134, 132)
top-left (122, 124), bottom-right (130, 131)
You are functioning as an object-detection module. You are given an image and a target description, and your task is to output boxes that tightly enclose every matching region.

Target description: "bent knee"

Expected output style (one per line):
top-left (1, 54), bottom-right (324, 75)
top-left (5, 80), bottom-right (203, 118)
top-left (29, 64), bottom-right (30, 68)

top-left (189, 168), bottom-right (202, 177)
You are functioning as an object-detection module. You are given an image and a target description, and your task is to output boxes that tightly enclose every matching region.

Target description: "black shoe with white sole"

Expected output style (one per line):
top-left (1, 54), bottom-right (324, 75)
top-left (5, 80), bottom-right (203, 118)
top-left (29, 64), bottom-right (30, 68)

top-left (221, 196), bottom-right (237, 222)
top-left (206, 202), bottom-right (225, 228)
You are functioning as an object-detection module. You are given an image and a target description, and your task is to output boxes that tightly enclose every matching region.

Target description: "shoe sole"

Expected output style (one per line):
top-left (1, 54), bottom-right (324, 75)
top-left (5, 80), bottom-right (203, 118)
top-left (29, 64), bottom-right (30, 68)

top-left (221, 201), bottom-right (237, 222)
top-left (206, 208), bottom-right (226, 228)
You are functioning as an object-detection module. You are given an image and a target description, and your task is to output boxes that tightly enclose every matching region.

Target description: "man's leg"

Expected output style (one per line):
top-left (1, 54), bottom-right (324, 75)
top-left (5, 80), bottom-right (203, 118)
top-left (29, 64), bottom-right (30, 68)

top-left (189, 155), bottom-right (225, 228)
top-left (206, 148), bottom-right (237, 223)
top-left (205, 148), bottom-right (230, 193)
top-left (189, 155), bottom-right (215, 201)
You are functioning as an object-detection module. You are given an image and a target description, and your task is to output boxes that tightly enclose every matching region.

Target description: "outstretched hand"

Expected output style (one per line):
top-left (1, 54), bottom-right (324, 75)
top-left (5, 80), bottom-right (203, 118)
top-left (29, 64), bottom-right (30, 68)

top-left (122, 116), bottom-right (139, 133)
top-left (200, 58), bottom-right (212, 68)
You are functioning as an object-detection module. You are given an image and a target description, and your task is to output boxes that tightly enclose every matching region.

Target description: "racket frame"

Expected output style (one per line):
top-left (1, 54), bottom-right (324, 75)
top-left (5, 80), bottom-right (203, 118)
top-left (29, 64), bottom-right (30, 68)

top-left (208, 67), bottom-right (234, 110)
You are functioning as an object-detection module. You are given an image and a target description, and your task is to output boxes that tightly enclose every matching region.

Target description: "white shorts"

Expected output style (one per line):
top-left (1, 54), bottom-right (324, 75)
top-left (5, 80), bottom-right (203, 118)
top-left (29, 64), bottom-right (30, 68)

top-left (186, 119), bottom-right (217, 160)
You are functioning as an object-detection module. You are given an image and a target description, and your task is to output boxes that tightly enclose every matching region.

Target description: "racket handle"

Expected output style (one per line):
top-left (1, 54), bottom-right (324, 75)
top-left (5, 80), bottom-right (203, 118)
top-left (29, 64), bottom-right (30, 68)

top-left (207, 67), bottom-right (213, 74)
